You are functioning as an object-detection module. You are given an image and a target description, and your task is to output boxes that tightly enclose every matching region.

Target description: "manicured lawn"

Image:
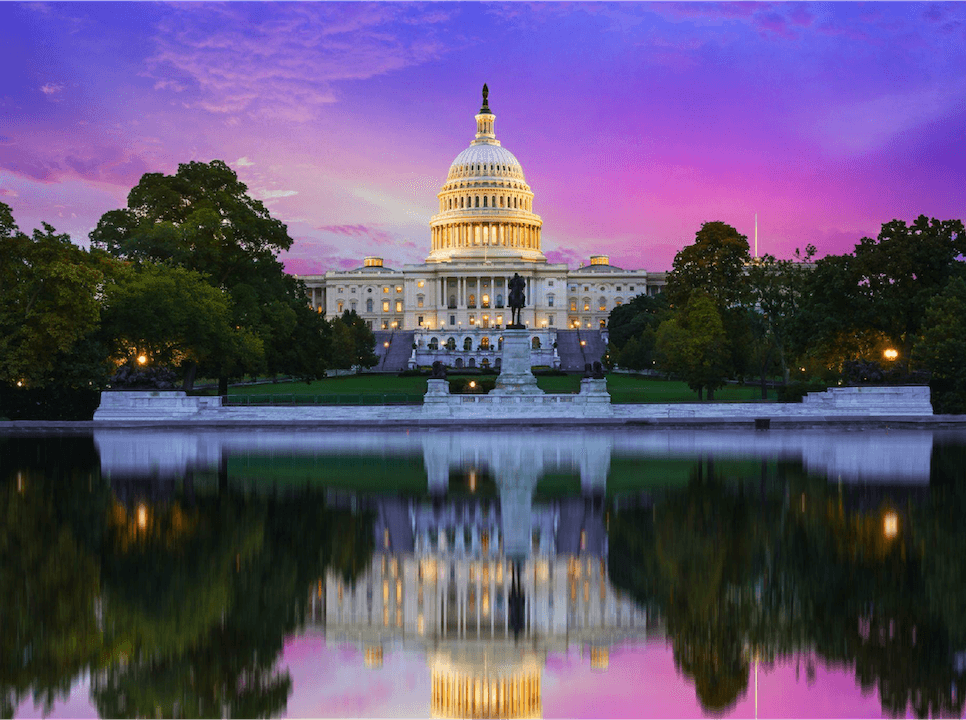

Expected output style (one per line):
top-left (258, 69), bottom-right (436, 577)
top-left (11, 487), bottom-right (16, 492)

top-left (222, 373), bottom-right (774, 403)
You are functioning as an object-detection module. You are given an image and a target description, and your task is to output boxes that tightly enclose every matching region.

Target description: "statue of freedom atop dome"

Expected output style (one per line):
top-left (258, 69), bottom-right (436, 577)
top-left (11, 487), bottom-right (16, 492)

top-left (508, 273), bottom-right (526, 328)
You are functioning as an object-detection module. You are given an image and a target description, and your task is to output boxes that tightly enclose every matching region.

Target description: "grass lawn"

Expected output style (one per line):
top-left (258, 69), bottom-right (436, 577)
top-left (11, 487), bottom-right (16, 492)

top-left (222, 373), bottom-right (774, 403)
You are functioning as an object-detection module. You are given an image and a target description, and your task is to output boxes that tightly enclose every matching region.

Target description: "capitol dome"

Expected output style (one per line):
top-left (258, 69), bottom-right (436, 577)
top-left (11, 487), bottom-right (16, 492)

top-left (427, 84), bottom-right (545, 264)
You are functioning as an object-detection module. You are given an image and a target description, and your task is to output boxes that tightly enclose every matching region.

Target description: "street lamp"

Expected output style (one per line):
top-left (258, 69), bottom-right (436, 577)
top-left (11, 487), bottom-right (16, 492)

top-left (137, 354), bottom-right (147, 365)
top-left (884, 348), bottom-right (899, 361)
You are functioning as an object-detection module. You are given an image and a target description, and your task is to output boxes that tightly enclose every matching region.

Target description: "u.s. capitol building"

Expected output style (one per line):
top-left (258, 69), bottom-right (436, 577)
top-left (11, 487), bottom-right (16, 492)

top-left (299, 86), bottom-right (665, 371)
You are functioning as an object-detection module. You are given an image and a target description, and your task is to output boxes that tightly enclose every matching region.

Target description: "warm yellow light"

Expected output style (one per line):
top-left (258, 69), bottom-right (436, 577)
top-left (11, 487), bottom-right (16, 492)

top-left (137, 355), bottom-right (147, 365)
top-left (469, 381), bottom-right (476, 389)
top-left (16, 380), bottom-right (23, 387)
top-left (580, 340), bottom-right (586, 346)
top-left (137, 503), bottom-right (148, 529)
top-left (469, 468), bottom-right (477, 492)
top-left (384, 341), bottom-right (390, 348)
top-left (884, 348), bottom-right (899, 361)
top-left (884, 511), bottom-right (899, 539)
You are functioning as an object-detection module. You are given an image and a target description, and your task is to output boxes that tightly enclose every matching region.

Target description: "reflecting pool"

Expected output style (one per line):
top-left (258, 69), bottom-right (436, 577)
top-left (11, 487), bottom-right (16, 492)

top-left (4, 427), bottom-right (966, 718)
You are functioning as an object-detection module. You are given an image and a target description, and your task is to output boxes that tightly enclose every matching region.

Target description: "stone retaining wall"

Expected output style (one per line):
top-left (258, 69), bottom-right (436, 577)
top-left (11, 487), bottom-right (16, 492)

top-left (91, 385), bottom-right (933, 423)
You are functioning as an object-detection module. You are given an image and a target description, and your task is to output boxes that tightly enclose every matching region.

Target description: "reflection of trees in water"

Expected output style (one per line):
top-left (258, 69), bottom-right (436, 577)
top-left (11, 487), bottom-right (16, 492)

top-left (0, 436), bottom-right (375, 719)
top-left (609, 459), bottom-right (966, 717)
top-left (0, 437), bottom-right (108, 718)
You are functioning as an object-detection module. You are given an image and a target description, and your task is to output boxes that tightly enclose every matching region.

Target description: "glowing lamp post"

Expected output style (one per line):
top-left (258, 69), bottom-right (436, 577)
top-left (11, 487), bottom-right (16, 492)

top-left (884, 348), bottom-right (899, 361)
top-left (137, 354), bottom-right (148, 365)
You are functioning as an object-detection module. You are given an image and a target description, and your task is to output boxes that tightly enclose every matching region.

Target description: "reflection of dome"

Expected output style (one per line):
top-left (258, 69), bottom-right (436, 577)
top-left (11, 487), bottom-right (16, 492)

top-left (428, 85), bottom-right (545, 265)
top-left (430, 649), bottom-right (542, 719)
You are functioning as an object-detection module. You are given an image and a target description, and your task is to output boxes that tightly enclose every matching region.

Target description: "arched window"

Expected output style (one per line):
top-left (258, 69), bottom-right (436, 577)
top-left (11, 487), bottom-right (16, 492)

top-left (448, 294), bottom-right (456, 308)
top-left (460, 197), bottom-right (464, 208)
top-left (475, 196), bottom-right (480, 208)
top-left (480, 336), bottom-right (490, 350)
top-left (468, 294), bottom-right (476, 308)
top-left (366, 299), bottom-right (373, 312)
top-left (547, 293), bottom-right (555, 307)
top-left (455, 358), bottom-right (464, 368)
top-left (531, 337), bottom-right (541, 349)
top-left (417, 294), bottom-right (425, 308)
top-left (514, 197), bottom-right (518, 208)
top-left (483, 196), bottom-right (488, 207)
top-left (495, 357), bottom-right (502, 368)
top-left (350, 301), bottom-right (357, 311)
top-left (446, 337), bottom-right (456, 350)
top-left (496, 293), bottom-right (504, 308)
top-left (481, 358), bottom-right (490, 369)
top-left (429, 337), bottom-right (439, 350)
top-left (499, 196), bottom-right (504, 207)
top-left (599, 296), bottom-right (607, 311)
top-left (492, 195), bottom-right (496, 207)
top-left (468, 357), bottom-right (476, 368)
top-left (464, 337), bottom-right (473, 351)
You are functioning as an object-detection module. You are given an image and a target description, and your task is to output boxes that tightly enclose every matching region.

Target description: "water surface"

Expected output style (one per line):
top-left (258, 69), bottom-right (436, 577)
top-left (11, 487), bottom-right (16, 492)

top-left (4, 427), bottom-right (965, 718)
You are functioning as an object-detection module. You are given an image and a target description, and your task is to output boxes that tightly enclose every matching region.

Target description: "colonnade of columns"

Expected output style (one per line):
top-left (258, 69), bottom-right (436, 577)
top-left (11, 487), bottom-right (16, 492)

top-left (430, 222), bottom-right (541, 252)
top-left (431, 670), bottom-right (541, 719)
top-left (432, 274), bottom-right (536, 313)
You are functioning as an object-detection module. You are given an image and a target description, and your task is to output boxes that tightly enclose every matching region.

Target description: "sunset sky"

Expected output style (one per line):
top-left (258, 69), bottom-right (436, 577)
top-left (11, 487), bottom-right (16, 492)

top-left (1, 2), bottom-right (964, 273)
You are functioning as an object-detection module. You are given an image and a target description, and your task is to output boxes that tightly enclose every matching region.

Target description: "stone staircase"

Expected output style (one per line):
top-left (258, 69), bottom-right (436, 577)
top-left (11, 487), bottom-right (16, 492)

top-left (373, 330), bottom-right (415, 372)
top-left (554, 329), bottom-right (607, 371)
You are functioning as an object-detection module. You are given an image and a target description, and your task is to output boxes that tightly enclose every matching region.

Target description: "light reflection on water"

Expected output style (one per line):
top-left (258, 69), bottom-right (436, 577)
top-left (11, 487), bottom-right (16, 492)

top-left (4, 428), bottom-right (966, 719)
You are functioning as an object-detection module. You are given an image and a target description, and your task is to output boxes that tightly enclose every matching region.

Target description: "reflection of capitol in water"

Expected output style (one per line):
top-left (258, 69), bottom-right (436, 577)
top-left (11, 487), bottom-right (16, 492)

top-left (314, 488), bottom-right (653, 718)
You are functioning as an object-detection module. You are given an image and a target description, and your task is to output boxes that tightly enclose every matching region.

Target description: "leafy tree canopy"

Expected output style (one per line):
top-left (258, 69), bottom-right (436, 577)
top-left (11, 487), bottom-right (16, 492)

top-left (655, 294), bottom-right (730, 400)
top-left (665, 221), bottom-right (751, 309)
top-left (0, 203), bottom-right (110, 388)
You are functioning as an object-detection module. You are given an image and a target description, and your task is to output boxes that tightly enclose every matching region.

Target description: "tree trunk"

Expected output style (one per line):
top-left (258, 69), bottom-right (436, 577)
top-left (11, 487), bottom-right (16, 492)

top-left (697, 387), bottom-right (704, 401)
top-left (707, 387), bottom-right (715, 401)
top-left (182, 362), bottom-right (198, 392)
top-left (218, 375), bottom-right (228, 397)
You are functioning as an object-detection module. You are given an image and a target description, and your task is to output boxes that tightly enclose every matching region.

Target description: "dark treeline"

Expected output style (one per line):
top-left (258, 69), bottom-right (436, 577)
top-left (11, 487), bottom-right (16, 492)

top-left (0, 161), bottom-right (377, 420)
top-left (608, 217), bottom-right (966, 410)
top-left (609, 455), bottom-right (966, 716)
top-left (0, 436), bottom-right (374, 718)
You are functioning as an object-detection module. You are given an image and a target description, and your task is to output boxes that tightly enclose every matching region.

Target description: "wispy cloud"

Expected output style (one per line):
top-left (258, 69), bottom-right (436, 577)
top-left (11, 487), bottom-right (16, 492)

top-left (40, 82), bottom-right (64, 96)
top-left (146, 4), bottom-right (455, 122)
top-left (256, 188), bottom-right (298, 200)
top-left (235, 156), bottom-right (254, 167)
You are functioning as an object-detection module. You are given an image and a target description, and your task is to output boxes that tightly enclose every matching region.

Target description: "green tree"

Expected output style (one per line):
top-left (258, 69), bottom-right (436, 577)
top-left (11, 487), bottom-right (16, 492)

top-left (90, 161), bottom-right (328, 394)
top-left (745, 247), bottom-right (815, 391)
top-left (328, 310), bottom-right (377, 370)
top-left (605, 293), bottom-right (667, 370)
top-left (852, 216), bottom-right (965, 370)
top-left (655, 294), bottom-right (730, 400)
top-left (665, 222), bottom-right (751, 310)
top-left (99, 263), bottom-right (264, 389)
top-left (0, 203), bottom-right (107, 388)
top-left (916, 275), bottom-right (966, 413)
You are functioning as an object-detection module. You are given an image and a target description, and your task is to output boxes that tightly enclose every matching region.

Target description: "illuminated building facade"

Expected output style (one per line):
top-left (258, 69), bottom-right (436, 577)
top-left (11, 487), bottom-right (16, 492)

top-left (299, 86), bottom-right (665, 370)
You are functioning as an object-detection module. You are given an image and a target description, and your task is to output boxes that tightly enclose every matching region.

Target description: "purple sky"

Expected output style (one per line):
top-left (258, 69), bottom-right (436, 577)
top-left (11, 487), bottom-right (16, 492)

top-left (15, 636), bottom-right (908, 719)
top-left (1, 2), bottom-right (964, 274)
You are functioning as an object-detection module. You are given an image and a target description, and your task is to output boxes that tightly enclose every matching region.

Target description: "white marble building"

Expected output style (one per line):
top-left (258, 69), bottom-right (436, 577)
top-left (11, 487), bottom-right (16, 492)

top-left (297, 86), bottom-right (665, 369)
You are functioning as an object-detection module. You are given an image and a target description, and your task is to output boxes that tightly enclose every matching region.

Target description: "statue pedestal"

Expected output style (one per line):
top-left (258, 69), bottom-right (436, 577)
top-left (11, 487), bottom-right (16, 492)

top-left (492, 329), bottom-right (543, 395)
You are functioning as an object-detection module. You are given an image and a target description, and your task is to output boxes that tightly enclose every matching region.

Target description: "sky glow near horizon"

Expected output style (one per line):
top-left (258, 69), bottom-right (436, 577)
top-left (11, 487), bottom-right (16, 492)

top-left (1, 2), bottom-right (964, 274)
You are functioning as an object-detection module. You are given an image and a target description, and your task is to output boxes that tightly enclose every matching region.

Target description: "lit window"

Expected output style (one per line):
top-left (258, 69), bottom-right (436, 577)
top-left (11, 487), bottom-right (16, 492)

top-left (383, 287), bottom-right (389, 293)
top-left (396, 285), bottom-right (403, 293)
top-left (417, 295), bottom-right (424, 307)
top-left (337, 301), bottom-right (344, 313)
top-left (383, 300), bottom-right (390, 312)
top-left (584, 303), bottom-right (590, 312)
top-left (395, 300), bottom-right (403, 313)
top-left (338, 287), bottom-right (344, 294)
top-left (417, 281), bottom-right (424, 288)
top-left (570, 300), bottom-right (577, 312)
